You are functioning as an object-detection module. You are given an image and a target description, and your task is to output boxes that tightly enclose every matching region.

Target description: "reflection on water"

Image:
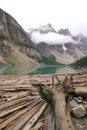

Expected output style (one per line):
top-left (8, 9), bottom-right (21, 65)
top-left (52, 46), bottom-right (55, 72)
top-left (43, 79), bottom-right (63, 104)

top-left (0, 64), bottom-right (76, 75)
top-left (29, 65), bottom-right (75, 75)
top-left (0, 64), bottom-right (7, 74)
top-left (1, 65), bottom-right (38, 75)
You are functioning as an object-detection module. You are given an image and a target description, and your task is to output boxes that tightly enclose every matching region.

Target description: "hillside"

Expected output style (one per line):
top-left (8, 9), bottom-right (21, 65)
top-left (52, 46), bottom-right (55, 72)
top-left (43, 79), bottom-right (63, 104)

top-left (73, 56), bottom-right (87, 68)
top-left (0, 8), bottom-right (40, 69)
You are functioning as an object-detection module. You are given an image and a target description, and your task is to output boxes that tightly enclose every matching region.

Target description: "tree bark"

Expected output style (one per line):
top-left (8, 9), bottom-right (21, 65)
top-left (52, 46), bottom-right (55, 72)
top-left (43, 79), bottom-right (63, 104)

top-left (37, 85), bottom-right (75, 130)
top-left (53, 91), bottom-right (74, 130)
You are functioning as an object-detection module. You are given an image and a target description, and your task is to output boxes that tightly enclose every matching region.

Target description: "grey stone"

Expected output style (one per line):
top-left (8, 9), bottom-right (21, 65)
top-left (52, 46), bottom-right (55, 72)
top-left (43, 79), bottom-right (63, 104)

top-left (71, 105), bottom-right (86, 118)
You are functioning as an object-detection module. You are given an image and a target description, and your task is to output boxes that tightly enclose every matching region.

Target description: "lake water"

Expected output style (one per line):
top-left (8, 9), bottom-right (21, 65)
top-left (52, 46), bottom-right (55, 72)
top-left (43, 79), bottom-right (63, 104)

top-left (29, 65), bottom-right (75, 75)
top-left (0, 64), bottom-right (75, 75)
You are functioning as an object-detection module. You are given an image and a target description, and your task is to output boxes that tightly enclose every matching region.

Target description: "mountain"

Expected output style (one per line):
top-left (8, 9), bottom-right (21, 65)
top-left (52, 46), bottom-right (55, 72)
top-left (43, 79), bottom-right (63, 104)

top-left (36, 42), bottom-right (84, 64)
top-left (28, 24), bottom-right (87, 64)
top-left (28, 23), bottom-right (56, 34)
top-left (0, 9), bottom-right (87, 67)
top-left (76, 33), bottom-right (87, 44)
top-left (28, 24), bottom-right (77, 44)
top-left (0, 8), bottom-right (41, 71)
top-left (75, 34), bottom-right (87, 56)
top-left (58, 29), bottom-right (71, 36)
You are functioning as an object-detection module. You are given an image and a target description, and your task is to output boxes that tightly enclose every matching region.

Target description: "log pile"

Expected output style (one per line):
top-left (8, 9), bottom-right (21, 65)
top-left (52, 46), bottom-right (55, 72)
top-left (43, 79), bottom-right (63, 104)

top-left (0, 75), bottom-right (47, 130)
top-left (0, 69), bottom-right (87, 130)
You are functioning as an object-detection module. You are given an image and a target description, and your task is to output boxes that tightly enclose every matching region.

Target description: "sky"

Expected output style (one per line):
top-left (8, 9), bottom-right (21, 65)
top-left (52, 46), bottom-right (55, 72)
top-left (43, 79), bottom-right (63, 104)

top-left (0, 0), bottom-right (87, 36)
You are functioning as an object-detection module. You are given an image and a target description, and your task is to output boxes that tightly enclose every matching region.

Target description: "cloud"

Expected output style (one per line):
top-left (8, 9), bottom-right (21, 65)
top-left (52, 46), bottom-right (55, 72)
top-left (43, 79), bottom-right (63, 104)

top-left (30, 31), bottom-right (75, 44)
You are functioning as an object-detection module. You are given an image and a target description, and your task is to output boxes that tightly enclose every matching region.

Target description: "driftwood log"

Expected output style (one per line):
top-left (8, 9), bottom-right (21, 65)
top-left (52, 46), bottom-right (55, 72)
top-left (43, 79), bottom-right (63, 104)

top-left (0, 69), bottom-right (87, 130)
top-left (34, 71), bottom-right (87, 130)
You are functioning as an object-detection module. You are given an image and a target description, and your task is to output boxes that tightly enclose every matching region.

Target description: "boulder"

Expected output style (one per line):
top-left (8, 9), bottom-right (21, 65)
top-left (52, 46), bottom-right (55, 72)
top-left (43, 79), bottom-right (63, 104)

top-left (71, 105), bottom-right (86, 118)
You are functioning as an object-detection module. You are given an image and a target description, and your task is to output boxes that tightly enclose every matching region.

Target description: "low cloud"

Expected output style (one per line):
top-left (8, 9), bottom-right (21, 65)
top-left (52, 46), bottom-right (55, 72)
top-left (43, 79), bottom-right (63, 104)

top-left (30, 31), bottom-right (75, 44)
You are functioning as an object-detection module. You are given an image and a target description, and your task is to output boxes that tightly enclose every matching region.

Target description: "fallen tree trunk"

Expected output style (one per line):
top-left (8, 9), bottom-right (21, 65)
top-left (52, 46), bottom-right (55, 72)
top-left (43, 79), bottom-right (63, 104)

top-left (36, 75), bottom-right (76, 130)
top-left (53, 91), bottom-right (74, 130)
top-left (74, 87), bottom-right (87, 96)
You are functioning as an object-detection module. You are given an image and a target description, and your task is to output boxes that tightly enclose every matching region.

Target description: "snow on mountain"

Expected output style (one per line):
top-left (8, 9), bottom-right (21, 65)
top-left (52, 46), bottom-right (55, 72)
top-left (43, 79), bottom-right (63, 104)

top-left (62, 44), bottom-right (67, 51)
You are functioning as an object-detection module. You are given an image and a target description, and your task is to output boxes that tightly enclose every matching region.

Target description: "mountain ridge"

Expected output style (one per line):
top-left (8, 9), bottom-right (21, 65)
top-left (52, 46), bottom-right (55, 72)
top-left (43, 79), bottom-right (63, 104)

top-left (0, 8), bottom-right (41, 71)
top-left (0, 9), bottom-right (87, 68)
top-left (28, 24), bottom-right (87, 64)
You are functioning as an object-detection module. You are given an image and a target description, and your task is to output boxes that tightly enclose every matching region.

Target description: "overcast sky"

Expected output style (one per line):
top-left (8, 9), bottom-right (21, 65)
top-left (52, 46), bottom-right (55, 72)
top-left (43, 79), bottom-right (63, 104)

top-left (0, 0), bottom-right (87, 36)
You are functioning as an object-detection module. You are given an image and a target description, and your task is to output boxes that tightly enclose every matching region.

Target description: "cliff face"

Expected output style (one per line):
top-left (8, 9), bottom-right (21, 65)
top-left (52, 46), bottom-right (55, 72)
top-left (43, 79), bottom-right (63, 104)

top-left (0, 8), bottom-right (33, 45)
top-left (0, 8), bottom-right (40, 66)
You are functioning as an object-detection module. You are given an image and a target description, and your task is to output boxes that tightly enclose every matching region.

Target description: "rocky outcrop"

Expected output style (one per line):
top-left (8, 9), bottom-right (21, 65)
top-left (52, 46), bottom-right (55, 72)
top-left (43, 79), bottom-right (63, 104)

top-left (58, 29), bottom-right (71, 36)
top-left (36, 41), bottom-right (84, 64)
top-left (28, 23), bottom-right (56, 34)
top-left (76, 33), bottom-right (87, 44)
top-left (36, 42), bottom-right (52, 56)
top-left (0, 8), bottom-right (33, 46)
top-left (0, 8), bottom-right (40, 66)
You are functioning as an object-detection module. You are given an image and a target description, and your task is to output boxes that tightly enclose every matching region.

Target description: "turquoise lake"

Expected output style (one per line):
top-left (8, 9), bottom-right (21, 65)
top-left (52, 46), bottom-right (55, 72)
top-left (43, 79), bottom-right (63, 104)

top-left (0, 64), bottom-right (76, 75)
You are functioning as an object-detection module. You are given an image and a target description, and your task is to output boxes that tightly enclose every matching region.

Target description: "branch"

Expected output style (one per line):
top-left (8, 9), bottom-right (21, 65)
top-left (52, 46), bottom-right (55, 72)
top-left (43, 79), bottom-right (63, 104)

top-left (37, 84), bottom-right (54, 103)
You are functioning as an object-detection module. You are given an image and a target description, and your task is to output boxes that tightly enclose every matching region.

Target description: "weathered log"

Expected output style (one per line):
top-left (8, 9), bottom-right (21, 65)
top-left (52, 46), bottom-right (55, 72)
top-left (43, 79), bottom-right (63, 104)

top-left (0, 95), bottom-right (40, 111)
top-left (0, 70), bottom-right (87, 130)
top-left (0, 91), bottom-right (30, 103)
top-left (36, 75), bottom-right (75, 130)
top-left (74, 87), bottom-right (87, 96)
top-left (9, 101), bottom-right (45, 130)
top-left (0, 98), bottom-right (41, 129)
top-left (30, 121), bottom-right (44, 130)
top-left (0, 101), bottom-right (33, 118)
top-left (22, 102), bottom-right (47, 130)
top-left (53, 90), bottom-right (74, 130)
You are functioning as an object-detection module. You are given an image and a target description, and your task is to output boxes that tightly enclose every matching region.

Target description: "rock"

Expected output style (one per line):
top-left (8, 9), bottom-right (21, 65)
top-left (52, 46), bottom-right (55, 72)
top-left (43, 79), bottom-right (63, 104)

top-left (71, 105), bottom-right (86, 118)
top-left (76, 124), bottom-right (84, 129)
top-left (58, 28), bottom-right (71, 36)
top-left (74, 97), bottom-right (83, 103)
top-left (84, 104), bottom-right (87, 110)
top-left (78, 96), bottom-right (83, 100)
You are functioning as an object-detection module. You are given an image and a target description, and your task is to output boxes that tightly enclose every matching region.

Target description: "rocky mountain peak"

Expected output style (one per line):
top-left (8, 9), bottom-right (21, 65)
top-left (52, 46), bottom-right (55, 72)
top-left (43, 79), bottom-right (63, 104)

top-left (28, 23), bottom-right (56, 34)
top-left (58, 29), bottom-right (71, 36)
top-left (76, 33), bottom-right (87, 44)
top-left (39, 23), bottom-right (56, 33)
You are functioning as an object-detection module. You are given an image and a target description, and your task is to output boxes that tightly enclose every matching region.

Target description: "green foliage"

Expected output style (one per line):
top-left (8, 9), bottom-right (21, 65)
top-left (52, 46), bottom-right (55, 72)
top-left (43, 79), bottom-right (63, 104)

top-left (38, 54), bottom-right (60, 65)
top-left (74, 56), bottom-right (87, 68)
top-left (0, 35), bottom-right (8, 40)
top-left (2, 66), bottom-right (17, 75)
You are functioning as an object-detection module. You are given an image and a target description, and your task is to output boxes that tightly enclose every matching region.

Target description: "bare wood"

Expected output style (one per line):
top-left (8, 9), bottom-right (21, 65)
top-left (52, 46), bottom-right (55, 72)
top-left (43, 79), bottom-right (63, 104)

top-left (0, 95), bottom-right (39, 111)
top-left (1, 91), bottom-right (30, 103)
top-left (53, 91), bottom-right (74, 130)
top-left (10, 101), bottom-right (45, 130)
top-left (0, 101), bottom-right (33, 118)
top-left (52, 76), bottom-right (55, 88)
top-left (0, 70), bottom-right (87, 130)
top-left (30, 121), bottom-right (44, 130)
top-left (74, 87), bottom-right (87, 95)
top-left (22, 102), bottom-right (47, 130)
top-left (0, 98), bottom-right (41, 129)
